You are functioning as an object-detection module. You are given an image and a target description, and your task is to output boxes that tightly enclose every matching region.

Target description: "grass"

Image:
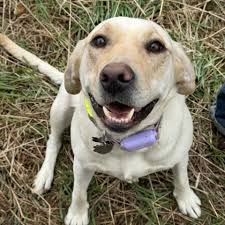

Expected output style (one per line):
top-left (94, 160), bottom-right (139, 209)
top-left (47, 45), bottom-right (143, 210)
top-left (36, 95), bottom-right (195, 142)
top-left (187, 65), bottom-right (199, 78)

top-left (0, 0), bottom-right (225, 225)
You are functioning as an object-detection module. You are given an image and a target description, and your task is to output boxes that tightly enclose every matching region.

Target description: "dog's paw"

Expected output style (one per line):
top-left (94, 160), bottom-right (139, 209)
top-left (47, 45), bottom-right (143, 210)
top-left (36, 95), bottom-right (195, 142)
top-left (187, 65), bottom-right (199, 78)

top-left (65, 206), bottom-right (89, 225)
top-left (32, 165), bottom-right (54, 195)
top-left (174, 188), bottom-right (201, 218)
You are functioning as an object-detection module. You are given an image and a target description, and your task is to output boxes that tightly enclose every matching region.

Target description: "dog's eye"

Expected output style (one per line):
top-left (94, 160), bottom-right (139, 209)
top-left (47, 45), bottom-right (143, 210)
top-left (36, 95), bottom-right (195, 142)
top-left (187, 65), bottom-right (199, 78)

top-left (146, 40), bottom-right (165, 53)
top-left (91, 35), bottom-right (107, 48)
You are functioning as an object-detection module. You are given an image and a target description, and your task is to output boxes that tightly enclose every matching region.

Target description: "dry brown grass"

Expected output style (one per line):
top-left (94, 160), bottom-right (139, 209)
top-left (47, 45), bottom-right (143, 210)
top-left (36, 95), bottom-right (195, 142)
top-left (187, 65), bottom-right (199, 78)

top-left (0, 1), bottom-right (225, 225)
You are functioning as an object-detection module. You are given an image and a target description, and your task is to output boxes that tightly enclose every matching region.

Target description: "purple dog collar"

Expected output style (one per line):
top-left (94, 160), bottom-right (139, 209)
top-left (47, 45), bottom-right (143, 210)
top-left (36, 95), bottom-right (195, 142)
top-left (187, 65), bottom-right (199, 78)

top-left (91, 121), bottom-right (160, 154)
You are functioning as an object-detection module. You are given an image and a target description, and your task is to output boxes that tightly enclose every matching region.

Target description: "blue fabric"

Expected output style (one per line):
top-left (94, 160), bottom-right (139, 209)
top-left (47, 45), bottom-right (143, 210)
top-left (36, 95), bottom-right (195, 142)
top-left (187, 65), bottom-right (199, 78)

top-left (211, 83), bottom-right (225, 136)
top-left (215, 83), bottom-right (225, 127)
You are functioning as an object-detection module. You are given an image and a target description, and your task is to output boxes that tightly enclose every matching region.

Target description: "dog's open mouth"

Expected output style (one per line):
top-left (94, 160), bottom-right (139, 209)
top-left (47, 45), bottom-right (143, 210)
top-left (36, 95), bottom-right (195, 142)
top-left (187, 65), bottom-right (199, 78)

top-left (89, 94), bottom-right (159, 132)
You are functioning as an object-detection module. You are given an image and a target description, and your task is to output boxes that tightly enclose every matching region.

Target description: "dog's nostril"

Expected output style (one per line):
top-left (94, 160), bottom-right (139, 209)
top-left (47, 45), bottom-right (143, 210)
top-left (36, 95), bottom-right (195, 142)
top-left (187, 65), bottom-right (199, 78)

top-left (118, 74), bottom-right (124, 82)
top-left (118, 73), bottom-right (128, 83)
top-left (101, 73), bottom-right (109, 82)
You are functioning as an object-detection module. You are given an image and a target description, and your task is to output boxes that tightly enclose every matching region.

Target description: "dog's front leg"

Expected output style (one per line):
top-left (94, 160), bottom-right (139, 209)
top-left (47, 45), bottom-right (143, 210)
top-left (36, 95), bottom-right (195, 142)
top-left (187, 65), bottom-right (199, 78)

top-left (173, 154), bottom-right (201, 219)
top-left (65, 159), bottom-right (94, 225)
top-left (33, 87), bottom-right (74, 194)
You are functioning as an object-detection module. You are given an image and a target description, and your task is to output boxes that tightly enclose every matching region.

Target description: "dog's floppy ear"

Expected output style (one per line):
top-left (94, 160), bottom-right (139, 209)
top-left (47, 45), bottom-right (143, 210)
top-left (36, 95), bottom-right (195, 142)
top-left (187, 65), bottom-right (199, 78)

top-left (173, 41), bottom-right (195, 95)
top-left (64, 39), bottom-right (86, 94)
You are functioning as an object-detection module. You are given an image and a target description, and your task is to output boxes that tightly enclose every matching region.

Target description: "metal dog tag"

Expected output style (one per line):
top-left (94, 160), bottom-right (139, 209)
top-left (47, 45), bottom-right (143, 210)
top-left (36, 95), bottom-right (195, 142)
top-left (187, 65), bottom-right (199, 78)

top-left (92, 136), bottom-right (114, 154)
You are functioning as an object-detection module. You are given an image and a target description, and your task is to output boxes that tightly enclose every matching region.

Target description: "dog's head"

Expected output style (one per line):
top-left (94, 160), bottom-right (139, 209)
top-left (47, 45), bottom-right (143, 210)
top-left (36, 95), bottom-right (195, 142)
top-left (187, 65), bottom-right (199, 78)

top-left (65, 17), bottom-right (195, 133)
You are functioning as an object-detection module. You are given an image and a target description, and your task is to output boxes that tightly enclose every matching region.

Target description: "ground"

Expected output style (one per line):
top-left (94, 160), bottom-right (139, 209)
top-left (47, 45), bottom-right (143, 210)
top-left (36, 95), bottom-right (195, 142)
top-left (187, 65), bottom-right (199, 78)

top-left (0, 1), bottom-right (225, 225)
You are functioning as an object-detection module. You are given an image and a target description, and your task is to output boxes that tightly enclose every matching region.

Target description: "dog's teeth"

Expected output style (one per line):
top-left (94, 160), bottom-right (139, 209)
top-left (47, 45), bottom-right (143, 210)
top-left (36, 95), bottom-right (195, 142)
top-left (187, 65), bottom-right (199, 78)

top-left (103, 106), bottom-right (111, 118)
top-left (116, 118), bottom-right (121, 123)
top-left (103, 106), bottom-right (134, 124)
top-left (127, 108), bottom-right (134, 120)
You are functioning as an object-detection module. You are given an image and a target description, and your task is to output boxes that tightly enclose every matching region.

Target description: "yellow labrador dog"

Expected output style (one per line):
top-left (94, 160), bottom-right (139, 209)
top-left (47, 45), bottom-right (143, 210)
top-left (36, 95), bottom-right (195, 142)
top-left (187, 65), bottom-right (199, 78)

top-left (0, 17), bottom-right (200, 225)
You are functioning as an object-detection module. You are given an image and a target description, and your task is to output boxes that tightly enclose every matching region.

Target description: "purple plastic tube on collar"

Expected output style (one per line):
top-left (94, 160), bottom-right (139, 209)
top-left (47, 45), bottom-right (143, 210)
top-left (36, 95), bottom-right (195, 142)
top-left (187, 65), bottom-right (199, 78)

top-left (120, 129), bottom-right (158, 152)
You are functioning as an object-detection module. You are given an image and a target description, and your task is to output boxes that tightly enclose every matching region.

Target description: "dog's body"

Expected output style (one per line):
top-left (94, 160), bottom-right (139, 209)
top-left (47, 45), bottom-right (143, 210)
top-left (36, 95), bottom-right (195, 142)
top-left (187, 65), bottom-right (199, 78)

top-left (0, 17), bottom-right (201, 225)
top-left (72, 91), bottom-right (191, 181)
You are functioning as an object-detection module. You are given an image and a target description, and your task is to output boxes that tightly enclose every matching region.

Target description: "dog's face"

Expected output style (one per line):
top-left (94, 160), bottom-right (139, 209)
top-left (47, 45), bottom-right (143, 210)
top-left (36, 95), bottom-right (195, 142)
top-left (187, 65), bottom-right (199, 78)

top-left (65, 17), bottom-right (195, 132)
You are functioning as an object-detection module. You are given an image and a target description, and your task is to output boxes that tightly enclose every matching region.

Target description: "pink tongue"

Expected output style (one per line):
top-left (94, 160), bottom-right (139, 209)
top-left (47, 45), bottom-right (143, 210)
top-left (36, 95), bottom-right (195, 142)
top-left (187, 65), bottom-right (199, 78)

top-left (106, 102), bottom-right (132, 118)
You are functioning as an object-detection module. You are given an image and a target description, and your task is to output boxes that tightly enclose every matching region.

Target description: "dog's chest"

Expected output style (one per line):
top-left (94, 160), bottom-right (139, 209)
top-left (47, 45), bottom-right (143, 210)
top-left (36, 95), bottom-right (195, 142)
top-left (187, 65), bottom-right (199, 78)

top-left (82, 147), bottom-right (172, 182)
top-left (72, 108), bottom-right (180, 182)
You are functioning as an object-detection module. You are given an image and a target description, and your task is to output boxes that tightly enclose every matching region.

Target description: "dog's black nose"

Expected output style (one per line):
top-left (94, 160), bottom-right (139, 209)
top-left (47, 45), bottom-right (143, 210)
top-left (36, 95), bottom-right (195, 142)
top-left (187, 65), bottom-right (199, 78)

top-left (100, 63), bottom-right (135, 94)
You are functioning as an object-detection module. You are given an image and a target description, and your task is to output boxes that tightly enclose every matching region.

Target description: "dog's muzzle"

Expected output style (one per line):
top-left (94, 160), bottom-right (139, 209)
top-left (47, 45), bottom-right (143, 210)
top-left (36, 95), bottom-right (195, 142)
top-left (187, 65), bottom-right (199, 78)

top-left (88, 63), bottom-right (159, 132)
